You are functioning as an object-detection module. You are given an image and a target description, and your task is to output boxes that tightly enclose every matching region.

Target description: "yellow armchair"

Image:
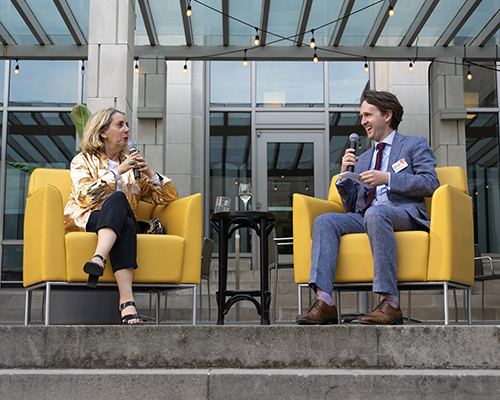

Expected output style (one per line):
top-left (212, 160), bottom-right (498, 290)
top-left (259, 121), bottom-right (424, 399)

top-left (293, 166), bottom-right (474, 324)
top-left (23, 168), bottom-right (202, 324)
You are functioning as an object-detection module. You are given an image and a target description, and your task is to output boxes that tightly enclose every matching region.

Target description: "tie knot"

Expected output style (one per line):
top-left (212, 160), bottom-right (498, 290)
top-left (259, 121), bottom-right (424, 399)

top-left (377, 142), bottom-right (386, 151)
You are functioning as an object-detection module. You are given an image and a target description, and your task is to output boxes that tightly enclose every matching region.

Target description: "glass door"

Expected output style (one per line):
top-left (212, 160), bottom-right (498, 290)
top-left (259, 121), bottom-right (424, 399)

top-left (256, 131), bottom-right (326, 248)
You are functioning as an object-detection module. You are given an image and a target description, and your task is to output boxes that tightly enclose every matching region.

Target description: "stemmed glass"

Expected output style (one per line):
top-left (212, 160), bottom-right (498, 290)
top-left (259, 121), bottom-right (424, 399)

top-left (238, 183), bottom-right (252, 211)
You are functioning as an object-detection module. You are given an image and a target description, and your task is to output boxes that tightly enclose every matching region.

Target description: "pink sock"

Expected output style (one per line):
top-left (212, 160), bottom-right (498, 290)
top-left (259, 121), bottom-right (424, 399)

top-left (317, 288), bottom-right (334, 306)
top-left (381, 294), bottom-right (399, 309)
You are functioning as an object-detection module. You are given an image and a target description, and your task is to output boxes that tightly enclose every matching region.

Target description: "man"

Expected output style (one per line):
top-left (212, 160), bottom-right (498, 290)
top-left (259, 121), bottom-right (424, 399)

top-left (296, 90), bottom-right (440, 325)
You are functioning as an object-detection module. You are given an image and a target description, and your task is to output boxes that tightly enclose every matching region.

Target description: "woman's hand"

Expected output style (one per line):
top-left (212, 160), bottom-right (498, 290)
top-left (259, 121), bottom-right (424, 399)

top-left (115, 151), bottom-right (155, 178)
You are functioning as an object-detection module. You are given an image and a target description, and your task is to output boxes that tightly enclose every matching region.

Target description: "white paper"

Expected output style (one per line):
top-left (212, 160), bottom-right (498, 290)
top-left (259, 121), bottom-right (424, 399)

top-left (338, 172), bottom-right (372, 189)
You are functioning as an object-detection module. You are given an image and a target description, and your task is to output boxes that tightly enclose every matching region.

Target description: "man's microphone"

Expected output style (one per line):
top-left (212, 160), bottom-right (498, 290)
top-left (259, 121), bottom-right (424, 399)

top-left (347, 133), bottom-right (359, 172)
top-left (127, 140), bottom-right (141, 180)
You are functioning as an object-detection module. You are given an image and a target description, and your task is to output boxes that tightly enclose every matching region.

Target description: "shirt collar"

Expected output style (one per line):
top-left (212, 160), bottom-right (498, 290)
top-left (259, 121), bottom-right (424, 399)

top-left (374, 130), bottom-right (396, 148)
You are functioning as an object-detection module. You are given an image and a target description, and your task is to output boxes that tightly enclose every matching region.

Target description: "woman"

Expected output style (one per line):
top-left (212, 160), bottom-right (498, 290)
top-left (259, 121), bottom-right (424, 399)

top-left (64, 108), bottom-right (178, 325)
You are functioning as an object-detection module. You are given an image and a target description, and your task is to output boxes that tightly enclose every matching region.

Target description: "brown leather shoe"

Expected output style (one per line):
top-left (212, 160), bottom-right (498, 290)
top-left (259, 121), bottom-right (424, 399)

top-left (296, 299), bottom-right (338, 325)
top-left (359, 299), bottom-right (403, 325)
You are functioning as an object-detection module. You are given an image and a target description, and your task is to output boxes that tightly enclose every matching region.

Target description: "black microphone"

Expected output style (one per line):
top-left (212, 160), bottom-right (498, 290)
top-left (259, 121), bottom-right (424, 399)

top-left (347, 133), bottom-right (359, 172)
top-left (127, 140), bottom-right (141, 180)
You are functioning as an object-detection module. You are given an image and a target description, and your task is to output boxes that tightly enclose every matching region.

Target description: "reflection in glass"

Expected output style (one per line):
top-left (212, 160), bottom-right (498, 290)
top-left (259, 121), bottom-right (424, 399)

top-left (329, 112), bottom-right (371, 179)
top-left (4, 112), bottom-right (76, 241)
top-left (210, 112), bottom-right (251, 253)
top-left (463, 63), bottom-right (497, 108)
top-left (466, 113), bottom-right (500, 253)
top-left (329, 62), bottom-right (369, 107)
top-left (210, 62), bottom-right (251, 107)
top-left (2, 245), bottom-right (23, 282)
top-left (256, 62), bottom-right (323, 107)
top-left (268, 142), bottom-right (313, 244)
top-left (9, 61), bottom-right (78, 107)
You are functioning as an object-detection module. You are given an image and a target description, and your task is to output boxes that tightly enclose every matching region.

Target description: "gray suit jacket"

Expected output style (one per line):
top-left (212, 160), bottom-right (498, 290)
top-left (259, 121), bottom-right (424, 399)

top-left (336, 132), bottom-right (440, 229)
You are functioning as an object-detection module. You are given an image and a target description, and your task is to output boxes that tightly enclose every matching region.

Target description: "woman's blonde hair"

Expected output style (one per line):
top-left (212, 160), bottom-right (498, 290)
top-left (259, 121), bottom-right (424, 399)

top-left (79, 108), bottom-right (128, 158)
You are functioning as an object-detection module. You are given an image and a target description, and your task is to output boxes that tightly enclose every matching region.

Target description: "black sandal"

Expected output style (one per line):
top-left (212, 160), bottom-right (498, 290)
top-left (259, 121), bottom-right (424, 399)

top-left (83, 254), bottom-right (106, 288)
top-left (120, 301), bottom-right (143, 325)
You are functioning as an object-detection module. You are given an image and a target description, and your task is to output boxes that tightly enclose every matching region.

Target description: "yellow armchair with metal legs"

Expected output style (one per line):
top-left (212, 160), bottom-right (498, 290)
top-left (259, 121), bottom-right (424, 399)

top-left (293, 166), bottom-right (474, 324)
top-left (23, 168), bottom-right (202, 325)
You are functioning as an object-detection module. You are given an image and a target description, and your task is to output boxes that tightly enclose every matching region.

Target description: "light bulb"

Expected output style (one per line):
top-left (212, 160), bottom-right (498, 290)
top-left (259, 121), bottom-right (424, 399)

top-left (467, 70), bottom-right (472, 80)
top-left (14, 59), bottom-right (19, 75)
top-left (388, 6), bottom-right (394, 17)
top-left (254, 28), bottom-right (260, 46)
top-left (134, 60), bottom-right (139, 74)
top-left (409, 62), bottom-right (413, 72)
top-left (243, 50), bottom-right (248, 66)
top-left (81, 65), bottom-right (85, 75)
top-left (183, 63), bottom-right (188, 74)
top-left (313, 52), bottom-right (318, 63)
top-left (364, 62), bottom-right (369, 73)
top-left (186, 5), bottom-right (192, 17)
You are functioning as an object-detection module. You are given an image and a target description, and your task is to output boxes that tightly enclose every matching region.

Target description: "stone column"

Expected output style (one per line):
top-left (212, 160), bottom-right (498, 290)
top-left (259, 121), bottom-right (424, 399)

top-left (429, 57), bottom-right (467, 171)
top-left (86, 0), bottom-right (135, 117)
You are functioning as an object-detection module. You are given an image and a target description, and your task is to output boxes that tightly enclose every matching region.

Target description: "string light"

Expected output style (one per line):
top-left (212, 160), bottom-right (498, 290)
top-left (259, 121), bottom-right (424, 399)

top-left (243, 49), bottom-right (248, 67)
top-left (388, 5), bottom-right (394, 17)
top-left (274, 181), bottom-right (277, 191)
top-left (14, 59), bottom-right (19, 75)
top-left (364, 57), bottom-right (369, 73)
top-left (134, 57), bottom-right (139, 73)
top-left (305, 181), bottom-right (309, 191)
top-left (81, 60), bottom-right (85, 75)
top-left (467, 66), bottom-right (472, 80)
top-left (254, 28), bottom-right (260, 46)
top-left (310, 30), bottom-right (316, 49)
top-left (408, 61), bottom-right (413, 72)
top-left (313, 52), bottom-right (318, 63)
top-left (183, 59), bottom-right (188, 74)
top-left (186, 1), bottom-right (192, 17)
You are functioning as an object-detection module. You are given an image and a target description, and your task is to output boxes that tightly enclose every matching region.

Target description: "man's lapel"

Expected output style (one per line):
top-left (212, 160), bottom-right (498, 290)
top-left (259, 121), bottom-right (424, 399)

top-left (388, 132), bottom-right (403, 171)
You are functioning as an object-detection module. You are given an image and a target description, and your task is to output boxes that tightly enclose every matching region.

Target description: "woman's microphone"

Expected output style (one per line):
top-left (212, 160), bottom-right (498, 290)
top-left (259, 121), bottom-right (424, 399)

top-left (127, 141), bottom-right (141, 180)
top-left (347, 133), bottom-right (359, 172)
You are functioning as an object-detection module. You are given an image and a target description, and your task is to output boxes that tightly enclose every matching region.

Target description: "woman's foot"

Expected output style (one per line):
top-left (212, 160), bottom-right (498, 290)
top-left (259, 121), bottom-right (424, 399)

top-left (83, 254), bottom-right (106, 276)
top-left (120, 301), bottom-right (143, 325)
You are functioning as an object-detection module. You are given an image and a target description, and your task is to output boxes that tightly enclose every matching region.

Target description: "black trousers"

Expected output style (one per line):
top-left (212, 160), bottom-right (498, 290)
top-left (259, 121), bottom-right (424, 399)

top-left (86, 191), bottom-right (138, 273)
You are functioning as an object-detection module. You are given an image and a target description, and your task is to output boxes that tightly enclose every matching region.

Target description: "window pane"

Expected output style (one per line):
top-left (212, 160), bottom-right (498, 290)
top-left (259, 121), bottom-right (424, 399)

top-left (329, 62), bottom-right (369, 107)
top-left (466, 113), bottom-right (500, 253)
top-left (464, 63), bottom-right (497, 108)
top-left (329, 112), bottom-right (370, 179)
top-left (209, 112), bottom-right (251, 253)
top-left (256, 62), bottom-right (324, 107)
top-left (210, 62), bottom-right (251, 107)
top-left (4, 112), bottom-right (76, 240)
top-left (2, 245), bottom-right (23, 282)
top-left (9, 60), bottom-right (78, 106)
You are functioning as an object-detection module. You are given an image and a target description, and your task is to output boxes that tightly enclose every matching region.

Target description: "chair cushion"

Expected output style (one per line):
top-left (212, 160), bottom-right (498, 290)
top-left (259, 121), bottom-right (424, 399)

top-left (65, 232), bottom-right (184, 284)
top-left (335, 231), bottom-right (430, 283)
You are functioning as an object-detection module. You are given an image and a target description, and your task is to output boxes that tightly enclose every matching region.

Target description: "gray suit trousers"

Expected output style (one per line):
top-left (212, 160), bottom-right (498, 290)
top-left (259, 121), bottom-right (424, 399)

top-left (309, 205), bottom-right (417, 297)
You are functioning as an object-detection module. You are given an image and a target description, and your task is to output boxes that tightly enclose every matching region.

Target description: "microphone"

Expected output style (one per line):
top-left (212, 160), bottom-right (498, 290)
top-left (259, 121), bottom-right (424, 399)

top-left (347, 133), bottom-right (359, 172)
top-left (127, 140), bottom-right (141, 180)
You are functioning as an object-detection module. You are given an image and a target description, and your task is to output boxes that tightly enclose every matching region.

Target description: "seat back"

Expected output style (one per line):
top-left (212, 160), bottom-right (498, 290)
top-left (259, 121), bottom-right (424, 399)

top-left (426, 166), bottom-right (468, 217)
top-left (29, 168), bottom-right (71, 199)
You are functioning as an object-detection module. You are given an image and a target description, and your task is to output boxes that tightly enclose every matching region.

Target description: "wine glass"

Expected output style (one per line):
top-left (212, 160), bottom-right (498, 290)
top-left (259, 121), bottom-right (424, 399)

top-left (239, 183), bottom-right (252, 211)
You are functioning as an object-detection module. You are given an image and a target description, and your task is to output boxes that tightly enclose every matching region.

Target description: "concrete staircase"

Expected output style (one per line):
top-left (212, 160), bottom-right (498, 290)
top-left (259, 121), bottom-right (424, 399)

top-left (2, 324), bottom-right (500, 399)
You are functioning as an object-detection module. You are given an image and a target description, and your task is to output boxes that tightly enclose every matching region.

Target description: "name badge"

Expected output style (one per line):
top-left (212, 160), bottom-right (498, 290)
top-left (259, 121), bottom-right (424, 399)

top-left (392, 158), bottom-right (408, 173)
top-left (131, 183), bottom-right (139, 195)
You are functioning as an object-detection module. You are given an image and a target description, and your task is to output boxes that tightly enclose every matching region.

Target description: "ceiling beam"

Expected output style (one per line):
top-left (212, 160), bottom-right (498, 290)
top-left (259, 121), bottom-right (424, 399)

top-left (0, 22), bottom-right (16, 45)
top-left (179, 0), bottom-right (194, 46)
top-left (470, 9), bottom-right (500, 47)
top-left (259, 0), bottom-right (271, 46)
top-left (11, 0), bottom-right (51, 45)
top-left (296, 0), bottom-right (313, 47)
top-left (222, 0), bottom-right (229, 46)
top-left (365, 0), bottom-right (397, 47)
top-left (329, 0), bottom-right (356, 47)
top-left (53, 0), bottom-right (87, 45)
top-left (137, 0), bottom-right (159, 46)
top-left (0, 45), bottom-right (497, 61)
top-left (400, 0), bottom-right (439, 47)
top-left (436, 0), bottom-right (481, 47)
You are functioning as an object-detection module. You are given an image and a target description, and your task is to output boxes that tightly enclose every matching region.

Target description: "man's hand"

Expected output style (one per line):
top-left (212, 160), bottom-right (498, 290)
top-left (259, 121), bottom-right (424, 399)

top-left (340, 148), bottom-right (358, 175)
top-left (359, 170), bottom-right (389, 187)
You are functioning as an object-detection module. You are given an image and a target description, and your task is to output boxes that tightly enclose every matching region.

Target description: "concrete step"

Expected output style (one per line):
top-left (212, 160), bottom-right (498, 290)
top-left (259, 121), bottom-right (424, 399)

top-left (2, 368), bottom-right (500, 400)
top-left (2, 325), bottom-right (500, 370)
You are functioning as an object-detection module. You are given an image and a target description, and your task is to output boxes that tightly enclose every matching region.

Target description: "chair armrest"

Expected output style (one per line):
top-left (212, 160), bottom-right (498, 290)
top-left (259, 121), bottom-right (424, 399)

top-left (152, 193), bottom-right (202, 283)
top-left (475, 256), bottom-right (500, 275)
top-left (293, 193), bottom-right (345, 284)
top-left (23, 185), bottom-right (67, 287)
top-left (428, 184), bottom-right (474, 286)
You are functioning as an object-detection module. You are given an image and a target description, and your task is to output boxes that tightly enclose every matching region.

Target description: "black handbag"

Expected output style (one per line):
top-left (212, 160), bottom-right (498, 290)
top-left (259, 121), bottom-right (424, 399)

top-left (137, 217), bottom-right (165, 234)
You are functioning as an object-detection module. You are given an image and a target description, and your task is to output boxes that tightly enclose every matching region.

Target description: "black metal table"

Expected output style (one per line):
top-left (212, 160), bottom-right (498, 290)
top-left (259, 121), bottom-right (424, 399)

top-left (210, 211), bottom-right (276, 325)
